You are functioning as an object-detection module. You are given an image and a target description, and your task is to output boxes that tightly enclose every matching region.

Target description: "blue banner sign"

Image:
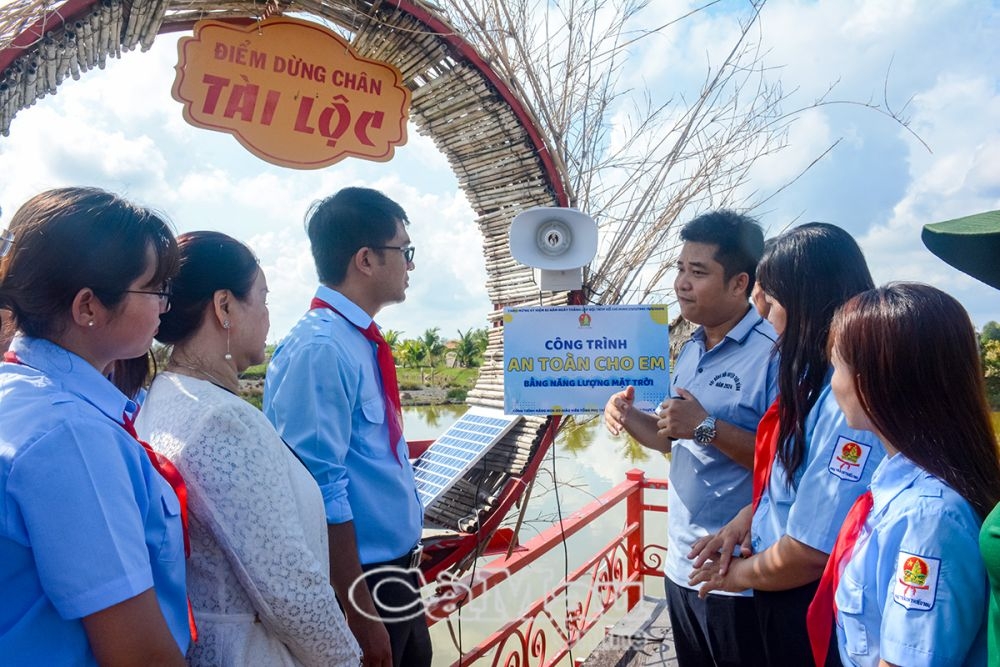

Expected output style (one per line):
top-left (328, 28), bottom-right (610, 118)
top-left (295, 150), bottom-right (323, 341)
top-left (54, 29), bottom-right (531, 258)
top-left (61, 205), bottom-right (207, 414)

top-left (503, 305), bottom-right (670, 415)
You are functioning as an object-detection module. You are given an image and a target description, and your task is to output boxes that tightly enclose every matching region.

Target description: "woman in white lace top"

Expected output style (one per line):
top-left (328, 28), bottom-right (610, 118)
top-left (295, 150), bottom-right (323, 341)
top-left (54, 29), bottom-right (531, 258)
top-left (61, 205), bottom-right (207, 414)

top-left (136, 231), bottom-right (361, 666)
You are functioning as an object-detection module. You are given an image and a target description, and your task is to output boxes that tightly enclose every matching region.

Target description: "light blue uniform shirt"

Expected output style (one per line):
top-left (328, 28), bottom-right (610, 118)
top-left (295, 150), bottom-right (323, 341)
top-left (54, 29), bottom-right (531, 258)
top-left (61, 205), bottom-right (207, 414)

top-left (264, 286), bottom-right (423, 565)
top-left (664, 307), bottom-right (778, 592)
top-left (0, 336), bottom-right (189, 664)
top-left (836, 454), bottom-right (987, 667)
top-left (751, 379), bottom-right (885, 555)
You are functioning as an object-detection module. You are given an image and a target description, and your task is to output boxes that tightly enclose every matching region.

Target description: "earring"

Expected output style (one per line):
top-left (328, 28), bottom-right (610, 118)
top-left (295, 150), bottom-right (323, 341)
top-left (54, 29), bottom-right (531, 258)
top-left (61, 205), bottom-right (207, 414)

top-left (88, 320), bottom-right (94, 327)
top-left (223, 319), bottom-right (232, 360)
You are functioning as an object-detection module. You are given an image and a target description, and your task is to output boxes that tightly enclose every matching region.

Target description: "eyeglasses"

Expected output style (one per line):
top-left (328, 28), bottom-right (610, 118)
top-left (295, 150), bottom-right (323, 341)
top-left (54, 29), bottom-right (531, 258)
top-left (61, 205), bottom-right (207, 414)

top-left (371, 245), bottom-right (415, 263)
top-left (125, 289), bottom-right (172, 311)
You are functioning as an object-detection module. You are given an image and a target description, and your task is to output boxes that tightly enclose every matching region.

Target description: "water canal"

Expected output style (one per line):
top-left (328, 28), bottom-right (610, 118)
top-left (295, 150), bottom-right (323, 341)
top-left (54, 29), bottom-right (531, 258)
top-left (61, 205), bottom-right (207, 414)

top-left (405, 405), bottom-right (667, 666)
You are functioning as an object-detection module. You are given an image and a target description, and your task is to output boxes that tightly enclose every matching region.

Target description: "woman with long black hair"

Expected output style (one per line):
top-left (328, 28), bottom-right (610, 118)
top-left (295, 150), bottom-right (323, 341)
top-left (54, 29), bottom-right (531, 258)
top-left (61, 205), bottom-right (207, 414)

top-left (689, 222), bottom-right (885, 665)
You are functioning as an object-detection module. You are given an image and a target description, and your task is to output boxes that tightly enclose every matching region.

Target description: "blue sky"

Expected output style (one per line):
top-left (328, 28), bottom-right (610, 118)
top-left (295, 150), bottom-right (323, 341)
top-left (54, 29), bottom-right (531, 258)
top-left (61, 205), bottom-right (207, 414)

top-left (1, 0), bottom-right (998, 342)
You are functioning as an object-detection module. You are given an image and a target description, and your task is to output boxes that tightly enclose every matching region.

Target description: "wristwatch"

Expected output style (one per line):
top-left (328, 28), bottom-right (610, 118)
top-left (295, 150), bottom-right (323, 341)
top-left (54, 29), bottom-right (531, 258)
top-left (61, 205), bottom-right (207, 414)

top-left (693, 416), bottom-right (717, 445)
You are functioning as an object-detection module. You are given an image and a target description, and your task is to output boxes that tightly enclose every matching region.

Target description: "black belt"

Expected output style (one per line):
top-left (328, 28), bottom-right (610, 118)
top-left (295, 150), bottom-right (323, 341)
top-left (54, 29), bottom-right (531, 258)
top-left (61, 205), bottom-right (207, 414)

top-left (365, 544), bottom-right (423, 571)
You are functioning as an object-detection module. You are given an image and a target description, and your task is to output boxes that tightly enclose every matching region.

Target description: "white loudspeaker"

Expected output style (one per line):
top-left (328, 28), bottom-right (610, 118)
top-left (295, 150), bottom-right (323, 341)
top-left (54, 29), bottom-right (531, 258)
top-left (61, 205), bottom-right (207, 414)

top-left (509, 207), bottom-right (598, 291)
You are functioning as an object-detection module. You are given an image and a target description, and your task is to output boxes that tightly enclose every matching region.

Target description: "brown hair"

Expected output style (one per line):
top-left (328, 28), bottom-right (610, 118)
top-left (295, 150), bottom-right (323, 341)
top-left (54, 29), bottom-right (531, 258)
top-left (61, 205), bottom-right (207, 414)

top-left (0, 187), bottom-right (177, 340)
top-left (831, 282), bottom-right (1000, 517)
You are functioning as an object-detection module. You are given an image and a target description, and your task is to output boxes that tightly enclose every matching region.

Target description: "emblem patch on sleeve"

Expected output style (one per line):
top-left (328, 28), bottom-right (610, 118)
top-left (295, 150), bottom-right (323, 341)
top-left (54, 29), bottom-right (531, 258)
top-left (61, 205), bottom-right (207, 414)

top-left (892, 551), bottom-right (939, 611)
top-left (827, 436), bottom-right (872, 482)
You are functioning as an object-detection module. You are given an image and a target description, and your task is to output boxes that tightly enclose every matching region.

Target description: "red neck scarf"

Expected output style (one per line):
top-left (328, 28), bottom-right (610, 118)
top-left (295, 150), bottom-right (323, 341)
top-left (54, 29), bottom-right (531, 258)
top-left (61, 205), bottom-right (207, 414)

top-left (806, 490), bottom-right (874, 666)
top-left (4, 350), bottom-right (197, 641)
top-left (121, 413), bottom-right (199, 641)
top-left (310, 297), bottom-right (403, 464)
top-left (119, 415), bottom-right (191, 558)
top-left (751, 399), bottom-right (781, 513)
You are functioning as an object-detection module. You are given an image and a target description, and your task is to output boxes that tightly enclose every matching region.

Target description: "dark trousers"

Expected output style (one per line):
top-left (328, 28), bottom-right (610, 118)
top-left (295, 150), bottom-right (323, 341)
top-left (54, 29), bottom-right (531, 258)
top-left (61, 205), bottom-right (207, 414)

top-left (754, 580), bottom-right (839, 667)
top-left (664, 577), bottom-right (767, 667)
top-left (362, 560), bottom-right (433, 667)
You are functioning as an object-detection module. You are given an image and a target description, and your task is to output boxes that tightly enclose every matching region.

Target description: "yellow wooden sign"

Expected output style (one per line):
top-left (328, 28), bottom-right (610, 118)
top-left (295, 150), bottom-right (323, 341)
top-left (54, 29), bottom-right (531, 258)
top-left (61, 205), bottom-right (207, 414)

top-left (172, 16), bottom-right (410, 169)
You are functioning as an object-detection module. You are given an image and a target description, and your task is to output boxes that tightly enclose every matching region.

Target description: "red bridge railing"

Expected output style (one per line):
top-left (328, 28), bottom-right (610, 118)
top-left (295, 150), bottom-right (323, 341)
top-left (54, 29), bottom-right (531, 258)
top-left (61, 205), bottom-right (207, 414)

top-left (424, 468), bottom-right (668, 666)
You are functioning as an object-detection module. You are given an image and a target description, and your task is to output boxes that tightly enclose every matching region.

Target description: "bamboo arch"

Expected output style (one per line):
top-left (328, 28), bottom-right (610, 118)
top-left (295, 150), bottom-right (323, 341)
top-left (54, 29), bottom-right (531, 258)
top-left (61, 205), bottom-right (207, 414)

top-left (0, 0), bottom-right (577, 575)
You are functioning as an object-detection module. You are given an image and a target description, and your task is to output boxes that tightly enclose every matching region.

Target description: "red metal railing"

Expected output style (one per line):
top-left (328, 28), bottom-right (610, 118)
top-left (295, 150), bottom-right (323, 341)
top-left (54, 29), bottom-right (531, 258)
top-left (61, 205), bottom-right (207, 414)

top-left (424, 468), bottom-right (668, 667)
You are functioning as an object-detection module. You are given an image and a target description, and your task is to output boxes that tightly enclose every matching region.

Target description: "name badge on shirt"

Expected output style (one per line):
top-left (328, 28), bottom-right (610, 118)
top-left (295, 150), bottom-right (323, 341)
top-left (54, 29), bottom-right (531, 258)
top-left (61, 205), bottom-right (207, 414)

top-left (827, 436), bottom-right (872, 482)
top-left (892, 551), bottom-right (940, 611)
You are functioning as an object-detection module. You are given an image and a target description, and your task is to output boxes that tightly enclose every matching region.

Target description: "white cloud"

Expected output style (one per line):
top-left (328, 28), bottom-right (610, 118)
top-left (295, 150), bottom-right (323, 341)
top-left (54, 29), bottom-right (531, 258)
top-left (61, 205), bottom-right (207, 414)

top-left (0, 30), bottom-right (493, 344)
top-left (245, 231), bottom-right (316, 344)
top-left (681, 0), bottom-right (1000, 326)
top-left (851, 67), bottom-right (1000, 326)
top-left (749, 107), bottom-right (834, 190)
top-left (3, 0), bottom-right (999, 342)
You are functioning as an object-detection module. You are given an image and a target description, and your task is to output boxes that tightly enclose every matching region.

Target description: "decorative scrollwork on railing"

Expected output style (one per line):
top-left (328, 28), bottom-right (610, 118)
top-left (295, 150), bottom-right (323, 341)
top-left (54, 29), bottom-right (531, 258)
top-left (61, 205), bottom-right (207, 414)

top-left (439, 474), bottom-right (670, 667)
top-left (594, 549), bottom-right (626, 608)
top-left (491, 617), bottom-right (547, 667)
top-left (630, 541), bottom-right (667, 578)
top-left (475, 537), bottom-right (636, 667)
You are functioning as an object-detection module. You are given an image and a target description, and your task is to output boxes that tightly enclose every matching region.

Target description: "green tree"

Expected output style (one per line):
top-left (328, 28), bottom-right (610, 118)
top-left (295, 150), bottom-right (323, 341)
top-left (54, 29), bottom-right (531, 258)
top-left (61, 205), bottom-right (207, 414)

top-left (421, 327), bottom-right (446, 367)
top-left (471, 327), bottom-right (489, 356)
top-left (980, 323), bottom-right (1000, 381)
top-left (383, 328), bottom-right (402, 348)
top-left (981, 321), bottom-right (1000, 343)
top-left (983, 339), bottom-right (1000, 379)
top-left (454, 328), bottom-right (481, 368)
top-left (398, 339), bottom-right (427, 368)
top-left (382, 329), bottom-right (403, 363)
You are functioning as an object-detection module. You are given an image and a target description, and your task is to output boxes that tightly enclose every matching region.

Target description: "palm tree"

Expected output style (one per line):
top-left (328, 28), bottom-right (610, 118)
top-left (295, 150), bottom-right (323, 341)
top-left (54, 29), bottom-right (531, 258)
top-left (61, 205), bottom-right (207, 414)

top-left (421, 327), bottom-right (446, 367)
top-left (382, 328), bottom-right (403, 363)
top-left (398, 339), bottom-right (427, 369)
top-left (471, 327), bottom-right (489, 356)
top-left (454, 328), bottom-right (480, 368)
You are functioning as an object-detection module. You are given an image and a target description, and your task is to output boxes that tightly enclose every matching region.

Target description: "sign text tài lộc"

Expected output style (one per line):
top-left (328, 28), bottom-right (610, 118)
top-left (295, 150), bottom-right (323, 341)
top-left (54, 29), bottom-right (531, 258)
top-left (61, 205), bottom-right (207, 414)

top-left (173, 16), bottom-right (410, 169)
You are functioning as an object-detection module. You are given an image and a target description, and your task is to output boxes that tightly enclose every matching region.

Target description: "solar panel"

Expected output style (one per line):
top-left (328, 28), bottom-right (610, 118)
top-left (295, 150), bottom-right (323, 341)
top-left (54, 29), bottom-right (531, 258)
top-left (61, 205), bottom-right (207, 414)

top-left (412, 406), bottom-right (521, 509)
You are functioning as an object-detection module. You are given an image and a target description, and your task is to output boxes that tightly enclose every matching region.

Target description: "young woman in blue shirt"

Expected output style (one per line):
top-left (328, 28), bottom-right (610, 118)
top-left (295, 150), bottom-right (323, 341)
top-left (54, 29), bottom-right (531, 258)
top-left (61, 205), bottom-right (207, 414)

top-left (819, 282), bottom-right (999, 666)
top-left (689, 223), bottom-right (884, 666)
top-left (0, 187), bottom-right (189, 665)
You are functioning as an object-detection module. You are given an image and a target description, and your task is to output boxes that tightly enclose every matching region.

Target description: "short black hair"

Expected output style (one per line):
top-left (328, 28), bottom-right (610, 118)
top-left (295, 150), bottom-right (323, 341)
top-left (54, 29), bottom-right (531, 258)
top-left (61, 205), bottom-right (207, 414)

top-left (679, 210), bottom-right (764, 295)
top-left (306, 187), bottom-right (409, 285)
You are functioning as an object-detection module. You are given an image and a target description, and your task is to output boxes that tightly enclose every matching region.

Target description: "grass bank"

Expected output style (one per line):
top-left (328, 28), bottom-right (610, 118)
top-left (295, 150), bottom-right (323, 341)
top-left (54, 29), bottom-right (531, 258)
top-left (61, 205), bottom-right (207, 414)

top-left (237, 363), bottom-right (480, 409)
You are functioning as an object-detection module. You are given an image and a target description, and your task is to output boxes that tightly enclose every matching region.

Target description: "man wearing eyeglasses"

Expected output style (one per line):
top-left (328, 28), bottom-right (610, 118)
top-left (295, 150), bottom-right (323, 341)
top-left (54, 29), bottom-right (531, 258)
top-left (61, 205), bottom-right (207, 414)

top-left (264, 187), bottom-right (429, 667)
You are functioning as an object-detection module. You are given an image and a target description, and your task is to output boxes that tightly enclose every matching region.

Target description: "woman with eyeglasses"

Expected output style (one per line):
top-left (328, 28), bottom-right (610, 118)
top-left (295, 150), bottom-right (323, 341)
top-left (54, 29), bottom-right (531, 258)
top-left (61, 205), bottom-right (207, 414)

top-left (0, 187), bottom-right (189, 665)
top-left (135, 231), bottom-right (361, 666)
